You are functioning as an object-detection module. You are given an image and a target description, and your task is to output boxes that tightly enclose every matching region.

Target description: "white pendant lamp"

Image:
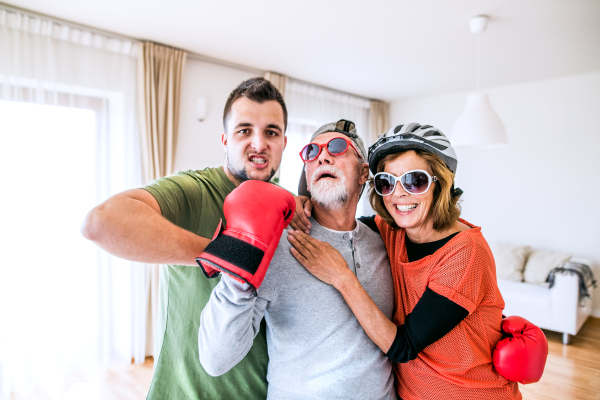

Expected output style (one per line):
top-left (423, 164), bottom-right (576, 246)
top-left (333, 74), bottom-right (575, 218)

top-left (452, 15), bottom-right (507, 148)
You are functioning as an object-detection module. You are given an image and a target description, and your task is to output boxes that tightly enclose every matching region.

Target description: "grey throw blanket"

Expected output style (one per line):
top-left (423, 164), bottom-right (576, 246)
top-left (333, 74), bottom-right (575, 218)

top-left (546, 261), bottom-right (597, 303)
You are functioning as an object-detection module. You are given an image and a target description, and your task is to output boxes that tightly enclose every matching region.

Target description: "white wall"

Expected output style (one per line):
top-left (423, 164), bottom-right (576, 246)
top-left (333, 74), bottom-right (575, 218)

top-left (389, 71), bottom-right (600, 317)
top-left (174, 59), bottom-right (256, 172)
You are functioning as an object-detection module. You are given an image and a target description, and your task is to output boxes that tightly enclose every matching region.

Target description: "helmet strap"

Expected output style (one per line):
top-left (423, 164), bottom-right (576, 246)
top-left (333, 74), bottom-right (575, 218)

top-left (450, 183), bottom-right (463, 198)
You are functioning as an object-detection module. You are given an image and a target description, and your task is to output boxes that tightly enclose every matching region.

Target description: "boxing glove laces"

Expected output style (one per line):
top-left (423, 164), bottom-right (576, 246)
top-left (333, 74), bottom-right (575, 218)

top-left (196, 180), bottom-right (295, 296)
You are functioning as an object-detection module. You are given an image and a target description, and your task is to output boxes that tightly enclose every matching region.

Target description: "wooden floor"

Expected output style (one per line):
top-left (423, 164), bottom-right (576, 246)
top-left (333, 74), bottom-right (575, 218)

top-left (11, 358), bottom-right (153, 400)
top-left (12, 317), bottom-right (600, 400)
top-left (520, 316), bottom-right (600, 400)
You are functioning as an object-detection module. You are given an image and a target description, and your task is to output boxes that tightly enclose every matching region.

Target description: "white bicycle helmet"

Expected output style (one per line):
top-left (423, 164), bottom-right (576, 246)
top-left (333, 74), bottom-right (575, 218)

top-left (368, 123), bottom-right (458, 175)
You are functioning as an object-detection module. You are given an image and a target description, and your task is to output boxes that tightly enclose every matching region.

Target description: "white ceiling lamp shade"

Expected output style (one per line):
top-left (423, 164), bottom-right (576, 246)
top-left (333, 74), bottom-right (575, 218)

top-left (452, 93), bottom-right (507, 148)
top-left (452, 15), bottom-right (508, 148)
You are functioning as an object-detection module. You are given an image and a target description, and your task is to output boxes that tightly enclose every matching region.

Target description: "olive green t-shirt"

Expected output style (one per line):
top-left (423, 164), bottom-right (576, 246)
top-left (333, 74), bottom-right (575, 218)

top-left (143, 167), bottom-right (268, 400)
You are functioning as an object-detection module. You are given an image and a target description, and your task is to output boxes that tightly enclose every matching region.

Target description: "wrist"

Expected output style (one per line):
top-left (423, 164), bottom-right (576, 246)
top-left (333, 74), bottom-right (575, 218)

top-left (334, 269), bottom-right (359, 293)
top-left (189, 235), bottom-right (212, 266)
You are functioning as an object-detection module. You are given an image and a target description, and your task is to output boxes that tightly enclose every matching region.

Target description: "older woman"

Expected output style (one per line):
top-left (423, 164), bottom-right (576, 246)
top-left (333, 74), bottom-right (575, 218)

top-left (288, 123), bottom-right (525, 400)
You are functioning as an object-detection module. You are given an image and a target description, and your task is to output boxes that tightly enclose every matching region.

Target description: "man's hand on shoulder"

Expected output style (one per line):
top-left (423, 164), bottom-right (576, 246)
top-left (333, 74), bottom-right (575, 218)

top-left (290, 195), bottom-right (312, 234)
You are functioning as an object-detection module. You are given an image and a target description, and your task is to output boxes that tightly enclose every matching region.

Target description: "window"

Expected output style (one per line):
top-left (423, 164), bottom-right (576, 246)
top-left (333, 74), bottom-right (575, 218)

top-left (0, 99), bottom-right (105, 395)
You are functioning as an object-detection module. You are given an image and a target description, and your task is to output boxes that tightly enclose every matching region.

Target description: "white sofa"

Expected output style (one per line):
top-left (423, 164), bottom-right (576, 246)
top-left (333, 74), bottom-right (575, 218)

top-left (490, 243), bottom-right (594, 345)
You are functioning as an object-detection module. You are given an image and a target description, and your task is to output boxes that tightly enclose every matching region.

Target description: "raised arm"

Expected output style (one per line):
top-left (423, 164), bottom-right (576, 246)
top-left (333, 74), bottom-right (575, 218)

top-left (198, 275), bottom-right (267, 376)
top-left (80, 188), bottom-right (210, 266)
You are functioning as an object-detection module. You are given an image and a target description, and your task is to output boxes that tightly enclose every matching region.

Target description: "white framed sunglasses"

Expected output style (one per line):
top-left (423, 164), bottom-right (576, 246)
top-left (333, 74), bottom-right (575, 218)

top-left (373, 170), bottom-right (438, 196)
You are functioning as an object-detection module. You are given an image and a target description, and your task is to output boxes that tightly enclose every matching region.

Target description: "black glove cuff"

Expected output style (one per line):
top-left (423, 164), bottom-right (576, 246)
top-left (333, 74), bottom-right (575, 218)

top-left (203, 234), bottom-right (265, 276)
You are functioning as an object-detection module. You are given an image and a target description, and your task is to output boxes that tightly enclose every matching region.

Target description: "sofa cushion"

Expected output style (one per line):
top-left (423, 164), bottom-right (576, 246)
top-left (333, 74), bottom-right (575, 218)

top-left (497, 278), bottom-right (553, 330)
top-left (489, 243), bottom-right (530, 282)
top-left (523, 249), bottom-right (572, 285)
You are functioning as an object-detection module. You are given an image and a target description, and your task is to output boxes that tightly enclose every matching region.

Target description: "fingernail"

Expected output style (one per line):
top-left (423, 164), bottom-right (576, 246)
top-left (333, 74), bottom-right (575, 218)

top-left (305, 230), bottom-right (309, 234)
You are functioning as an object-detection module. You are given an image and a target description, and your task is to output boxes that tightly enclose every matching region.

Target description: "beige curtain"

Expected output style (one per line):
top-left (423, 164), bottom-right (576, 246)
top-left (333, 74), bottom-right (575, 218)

top-left (370, 100), bottom-right (389, 145)
top-left (137, 41), bottom-right (187, 356)
top-left (264, 71), bottom-right (288, 97)
top-left (138, 42), bottom-right (187, 183)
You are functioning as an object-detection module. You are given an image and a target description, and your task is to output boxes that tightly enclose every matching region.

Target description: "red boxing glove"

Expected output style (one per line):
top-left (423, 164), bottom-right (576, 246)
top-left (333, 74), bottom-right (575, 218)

top-left (196, 180), bottom-right (295, 296)
top-left (493, 316), bottom-right (548, 384)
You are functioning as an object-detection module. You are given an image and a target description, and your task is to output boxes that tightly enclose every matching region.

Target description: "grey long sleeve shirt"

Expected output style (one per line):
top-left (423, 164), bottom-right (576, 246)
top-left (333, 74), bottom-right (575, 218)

top-left (199, 217), bottom-right (396, 400)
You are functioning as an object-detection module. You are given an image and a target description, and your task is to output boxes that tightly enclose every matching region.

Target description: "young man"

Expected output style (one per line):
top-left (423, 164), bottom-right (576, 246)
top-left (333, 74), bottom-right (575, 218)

top-left (198, 120), bottom-right (397, 400)
top-left (81, 77), bottom-right (287, 399)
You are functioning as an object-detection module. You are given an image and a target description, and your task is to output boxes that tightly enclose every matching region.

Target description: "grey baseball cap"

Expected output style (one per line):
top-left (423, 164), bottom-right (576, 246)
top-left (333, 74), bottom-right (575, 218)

top-left (298, 119), bottom-right (368, 198)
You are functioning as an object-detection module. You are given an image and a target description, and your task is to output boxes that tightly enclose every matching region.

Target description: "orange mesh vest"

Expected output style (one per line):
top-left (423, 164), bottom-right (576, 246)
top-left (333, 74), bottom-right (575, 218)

top-left (375, 216), bottom-right (521, 400)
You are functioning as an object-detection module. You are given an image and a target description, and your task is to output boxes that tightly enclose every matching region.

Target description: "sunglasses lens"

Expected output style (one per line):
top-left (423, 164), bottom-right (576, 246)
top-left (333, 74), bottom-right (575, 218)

top-left (302, 144), bottom-right (321, 161)
top-left (401, 171), bottom-right (430, 193)
top-left (327, 138), bottom-right (349, 155)
top-left (375, 174), bottom-right (396, 196)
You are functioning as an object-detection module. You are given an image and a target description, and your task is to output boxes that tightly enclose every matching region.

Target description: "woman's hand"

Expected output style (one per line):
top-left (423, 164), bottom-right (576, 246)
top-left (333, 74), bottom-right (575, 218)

top-left (287, 230), bottom-right (353, 288)
top-left (289, 230), bottom-right (397, 353)
top-left (289, 196), bottom-right (312, 234)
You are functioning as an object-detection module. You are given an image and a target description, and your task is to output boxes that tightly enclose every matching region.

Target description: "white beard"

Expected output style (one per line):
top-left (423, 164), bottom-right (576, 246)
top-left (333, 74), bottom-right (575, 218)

top-left (309, 165), bottom-right (349, 210)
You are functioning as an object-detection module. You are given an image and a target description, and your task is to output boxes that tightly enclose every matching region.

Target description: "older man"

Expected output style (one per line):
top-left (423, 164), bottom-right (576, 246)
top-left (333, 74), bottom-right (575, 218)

top-left (199, 120), bottom-right (396, 400)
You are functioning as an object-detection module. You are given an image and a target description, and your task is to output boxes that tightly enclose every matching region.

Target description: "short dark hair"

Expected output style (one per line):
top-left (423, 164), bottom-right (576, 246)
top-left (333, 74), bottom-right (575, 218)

top-left (223, 77), bottom-right (287, 132)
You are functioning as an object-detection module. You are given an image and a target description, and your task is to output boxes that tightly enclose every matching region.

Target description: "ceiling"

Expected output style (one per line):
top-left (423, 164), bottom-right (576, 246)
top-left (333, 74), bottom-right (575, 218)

top-left (3, 0), bottom-right (600, 101)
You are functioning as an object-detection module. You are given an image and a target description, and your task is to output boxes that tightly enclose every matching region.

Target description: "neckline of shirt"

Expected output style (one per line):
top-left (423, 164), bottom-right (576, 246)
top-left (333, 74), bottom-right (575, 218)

top-left (311, 217), bottom-right (359, 239)
top-left (399, 219), bottom-right (481, 265)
